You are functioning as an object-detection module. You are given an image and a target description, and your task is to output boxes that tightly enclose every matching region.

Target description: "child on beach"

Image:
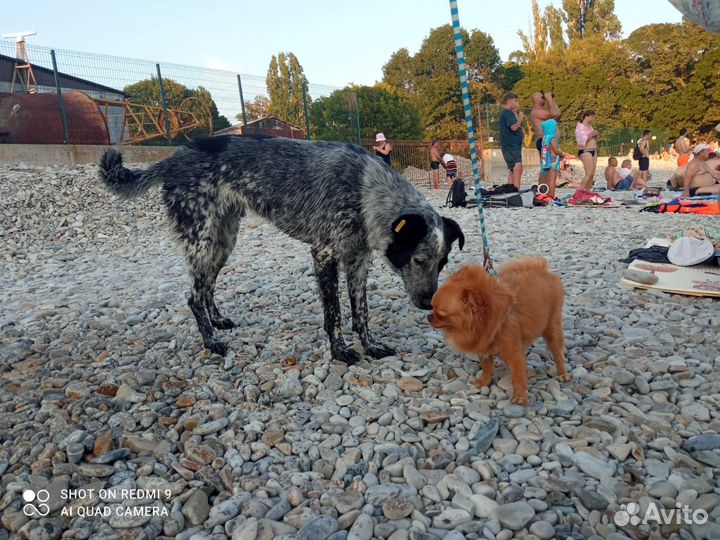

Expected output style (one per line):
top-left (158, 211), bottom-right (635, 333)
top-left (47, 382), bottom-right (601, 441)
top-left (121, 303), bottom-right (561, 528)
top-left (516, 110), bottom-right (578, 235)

top-left (443, 153), bottom-right (458, 187)
top-left (540, 119), bottom-right (573, 198)
top-left (605, 157), bottom-right (646, 190)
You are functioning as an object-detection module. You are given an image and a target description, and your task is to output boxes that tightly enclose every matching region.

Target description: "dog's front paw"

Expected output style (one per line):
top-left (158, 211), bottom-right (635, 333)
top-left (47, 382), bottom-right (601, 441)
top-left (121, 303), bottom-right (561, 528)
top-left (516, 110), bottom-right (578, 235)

top-left (365, 343), bottom-right (396, 359)
top-left (557, 372), bottom-right (573, 383)
top-left (333, 348), bottom-right (362, 365)
top-left (205, 339), bottom-right (228, 356)
top-left (212, 317), bottom-right (236, 330)
top-left (511, 393), bottom-right (529, 406)
top-left (471, 374), bottom-right (493, 389)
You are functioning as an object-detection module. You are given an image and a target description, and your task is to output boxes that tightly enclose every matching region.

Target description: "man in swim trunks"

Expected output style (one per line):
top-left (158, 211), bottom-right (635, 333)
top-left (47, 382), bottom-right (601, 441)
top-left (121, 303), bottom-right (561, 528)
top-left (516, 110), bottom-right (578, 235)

top-left (530, 91), bottom-right (561, 187)
top-left (684, 144), bottom-right (720, 197)
top-left (674, 128), bottom-right (692, 167)
top-left (430, 140), bottom-right (446, 190)
top-left (638, 130), bottom-right (652, 184)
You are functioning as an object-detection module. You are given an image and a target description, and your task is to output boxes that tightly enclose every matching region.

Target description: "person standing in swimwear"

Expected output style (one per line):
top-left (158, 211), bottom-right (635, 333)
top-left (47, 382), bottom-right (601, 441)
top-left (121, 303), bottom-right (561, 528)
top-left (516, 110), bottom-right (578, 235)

top-left (540, 119), bottom-right (574, 198)
top-left (576, 110), bottom-right (599, 191)
top-left (637, 130), bottom-right (652, 185)
top-left (530, 92), bottom-right (561, 188)
top-left (684, 144), bottom-right (720, 197)
top-left (429, 140), bottom-right (446, 190)
top-left (674, 128), bottom-right (692, 167)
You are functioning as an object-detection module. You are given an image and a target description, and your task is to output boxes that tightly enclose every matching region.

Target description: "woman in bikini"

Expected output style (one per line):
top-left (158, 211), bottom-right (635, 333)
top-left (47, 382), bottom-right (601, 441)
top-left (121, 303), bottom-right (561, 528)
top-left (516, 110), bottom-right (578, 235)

top-left (576, 110), bottom-right (599, 191)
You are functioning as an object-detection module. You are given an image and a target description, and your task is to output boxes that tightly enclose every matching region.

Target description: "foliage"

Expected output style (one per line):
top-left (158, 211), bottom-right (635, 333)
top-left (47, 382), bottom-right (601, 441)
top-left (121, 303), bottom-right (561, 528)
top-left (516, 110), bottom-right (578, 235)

top-left (382, 25), bottom-right (504, 140)
top-left (310, 85), bottom-right (422, 142)
top-left (624, 21), bottom-right (720, 135)
top-left (266, 52), bottom-right (309, 128)
top-left (238, 95), bottom-right (270, 123)
top-left (561, 0), bottom-right (621, 41)
top-left (123, 78), bottom-right (229, 140)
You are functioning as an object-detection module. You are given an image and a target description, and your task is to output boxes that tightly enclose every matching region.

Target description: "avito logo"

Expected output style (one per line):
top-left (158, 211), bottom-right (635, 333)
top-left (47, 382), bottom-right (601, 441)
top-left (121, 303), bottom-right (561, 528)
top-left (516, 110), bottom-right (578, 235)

top-left (22, 489), bottom-right (50, 517)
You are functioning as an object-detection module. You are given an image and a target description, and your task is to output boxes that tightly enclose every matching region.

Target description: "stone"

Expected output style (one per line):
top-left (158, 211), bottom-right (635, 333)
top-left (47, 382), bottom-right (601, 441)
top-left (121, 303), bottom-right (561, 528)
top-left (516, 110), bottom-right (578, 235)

top-left (347, 513), bottom-right (373, 540)
top-left (333, 491), bottom-right (364, 514)
top-left (183, 490), bottom-right (210, 526)
top-left (470, 494), bottom-right (498, 519)
top-left (492, 501), bottom-right (535, 531)
top-left (573, 452), bottom-right (616, 480)
top-left (398, 377), bottom-right (423, 392)
top-left (382, 498), bottom-right (414, 520)
top-left (432, 509), bottom-right (472, 529)
top-left (529, 520), bottom-right (556, 540)
top-left (683, 434), bottom-right (720, 452)
top-left (231, 517), bottom-right (258, 540)
top-left (115, 383), bottom-right (146, 402)
top-left (298, 515), bottom-right (339, 540)
top-left (577, 489), bottom-right (609, 510)
top-left (470, 417), bottom-right (499, 453)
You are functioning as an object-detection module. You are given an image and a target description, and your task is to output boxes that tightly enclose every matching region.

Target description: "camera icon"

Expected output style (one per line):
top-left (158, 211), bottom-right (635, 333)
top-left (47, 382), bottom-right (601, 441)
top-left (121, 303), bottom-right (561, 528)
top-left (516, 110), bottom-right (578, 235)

top-left (22, 489), bottom-right (51, 517)
top-left (614, 502), bottom-right (641, 527)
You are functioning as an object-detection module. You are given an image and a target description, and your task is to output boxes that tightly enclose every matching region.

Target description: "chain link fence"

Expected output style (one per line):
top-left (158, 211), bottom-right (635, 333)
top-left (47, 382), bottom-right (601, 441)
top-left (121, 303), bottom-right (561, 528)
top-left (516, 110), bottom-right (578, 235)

top-left (0, 40), bottom-right (337, 145)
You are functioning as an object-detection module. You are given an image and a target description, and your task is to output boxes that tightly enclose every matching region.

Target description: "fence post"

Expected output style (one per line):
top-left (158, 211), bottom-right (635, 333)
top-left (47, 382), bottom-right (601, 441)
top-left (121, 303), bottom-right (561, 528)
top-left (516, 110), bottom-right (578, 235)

top-left (156, 64), bottom-right (172, 144)
top-left (302, 78), bottom-right (311, 140)
top-left (50, 50), bottom-right (70, 145)
top-left (236, 74), bottom-right (248, 128)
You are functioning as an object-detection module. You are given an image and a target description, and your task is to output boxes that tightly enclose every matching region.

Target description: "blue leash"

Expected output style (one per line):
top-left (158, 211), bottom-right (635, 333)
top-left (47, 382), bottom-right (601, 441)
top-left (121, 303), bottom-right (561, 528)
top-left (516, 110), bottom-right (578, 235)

top-left (449, 0), bottom-right (495, 275)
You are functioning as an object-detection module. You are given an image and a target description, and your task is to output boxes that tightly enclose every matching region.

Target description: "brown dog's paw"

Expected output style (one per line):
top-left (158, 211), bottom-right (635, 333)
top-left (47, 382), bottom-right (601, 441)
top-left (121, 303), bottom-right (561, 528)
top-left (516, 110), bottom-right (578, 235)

top-left (511, 393), bottom-right (529, 406)
top-left (471, 374), bottom-right (492, 389)
top-left (557, 373), bottom-right (573, 382)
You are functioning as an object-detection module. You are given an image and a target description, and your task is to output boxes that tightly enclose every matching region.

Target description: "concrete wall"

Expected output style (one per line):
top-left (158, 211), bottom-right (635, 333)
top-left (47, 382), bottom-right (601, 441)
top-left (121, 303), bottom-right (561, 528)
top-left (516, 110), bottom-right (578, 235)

top-left (482, 147), bottom-right (540, 179)
top-left (0, 144), bottom-right (177, 166)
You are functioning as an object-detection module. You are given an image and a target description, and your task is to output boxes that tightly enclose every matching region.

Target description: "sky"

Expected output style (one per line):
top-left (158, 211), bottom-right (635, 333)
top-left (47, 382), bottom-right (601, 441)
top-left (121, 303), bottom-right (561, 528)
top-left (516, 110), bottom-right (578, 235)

top-left (3, 0), bottom-right (684, 92)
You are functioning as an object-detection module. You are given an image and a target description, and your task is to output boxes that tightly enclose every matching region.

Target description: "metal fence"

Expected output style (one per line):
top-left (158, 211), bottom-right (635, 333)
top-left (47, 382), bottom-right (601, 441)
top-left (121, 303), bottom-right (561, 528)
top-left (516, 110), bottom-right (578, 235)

top-left (0, 40), bottom-right (338, 146)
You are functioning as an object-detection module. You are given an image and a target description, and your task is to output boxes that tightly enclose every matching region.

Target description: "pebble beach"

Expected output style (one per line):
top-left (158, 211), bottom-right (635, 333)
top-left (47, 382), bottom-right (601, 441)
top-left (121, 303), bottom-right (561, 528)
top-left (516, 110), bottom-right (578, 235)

top-left (0, 161), bottom-right (718, 540)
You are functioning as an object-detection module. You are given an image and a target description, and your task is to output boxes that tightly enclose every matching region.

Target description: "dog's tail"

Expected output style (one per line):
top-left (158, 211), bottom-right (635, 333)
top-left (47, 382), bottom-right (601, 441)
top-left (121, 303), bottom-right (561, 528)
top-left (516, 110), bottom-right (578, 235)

top-left (99, 148), bottom-right (161, 198)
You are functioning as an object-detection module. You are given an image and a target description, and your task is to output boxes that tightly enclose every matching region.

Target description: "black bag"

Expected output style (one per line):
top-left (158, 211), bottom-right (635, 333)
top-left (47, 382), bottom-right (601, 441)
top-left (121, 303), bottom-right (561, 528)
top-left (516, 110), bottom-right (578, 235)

top-left (483, 189), bottom-right (535, 208)
top-left (632, 144), bottom-right (642, 161)
top-left (445, 179), bottom-right (467, 208)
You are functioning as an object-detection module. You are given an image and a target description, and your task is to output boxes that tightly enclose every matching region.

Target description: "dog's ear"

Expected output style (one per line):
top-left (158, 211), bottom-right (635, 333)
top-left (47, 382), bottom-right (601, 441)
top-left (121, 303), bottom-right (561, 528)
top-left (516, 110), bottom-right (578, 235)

top-left (442, 217), bottom-right (464, 251)
top-left (461, 279), bottom-right (515, 349)
top-left (386, 214), bottom-right (429, 268)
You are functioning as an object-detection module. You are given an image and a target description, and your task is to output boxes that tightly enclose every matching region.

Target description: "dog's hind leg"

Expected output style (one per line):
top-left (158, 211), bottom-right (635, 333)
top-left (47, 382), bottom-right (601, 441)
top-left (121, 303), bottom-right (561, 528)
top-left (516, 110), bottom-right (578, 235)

top-left (188, 266), bottom-right (227, 356)
top-left (205, 213), bottom-right (240, 330)
top-left (312, 246), bottom-right (360, 365)
top-left (345, 254), bottom-right (395, 359)
top-left (544, 316), bottom-right (571, 382)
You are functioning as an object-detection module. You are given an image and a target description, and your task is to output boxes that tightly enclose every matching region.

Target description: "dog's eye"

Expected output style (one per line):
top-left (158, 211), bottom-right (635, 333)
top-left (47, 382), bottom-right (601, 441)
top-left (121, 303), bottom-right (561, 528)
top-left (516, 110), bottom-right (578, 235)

top-left (413, 257), bottom-right (426, 266)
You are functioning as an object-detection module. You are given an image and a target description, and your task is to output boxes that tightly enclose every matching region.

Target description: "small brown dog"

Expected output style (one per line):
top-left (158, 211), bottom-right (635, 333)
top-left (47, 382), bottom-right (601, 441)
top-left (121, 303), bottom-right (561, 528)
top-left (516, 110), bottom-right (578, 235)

top-left (428, 256), bottom-right (571, 405)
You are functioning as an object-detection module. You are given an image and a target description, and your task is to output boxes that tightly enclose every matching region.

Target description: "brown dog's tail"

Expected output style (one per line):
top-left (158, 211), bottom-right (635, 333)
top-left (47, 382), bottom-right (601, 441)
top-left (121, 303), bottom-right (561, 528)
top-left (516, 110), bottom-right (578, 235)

top-left (99, 148), bottom-right (160, 199)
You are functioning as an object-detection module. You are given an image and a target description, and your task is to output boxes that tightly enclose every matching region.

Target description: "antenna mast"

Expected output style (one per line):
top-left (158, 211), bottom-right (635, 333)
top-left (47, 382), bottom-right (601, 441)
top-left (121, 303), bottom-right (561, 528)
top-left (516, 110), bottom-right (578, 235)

top-left (2, 31), bottom-right (38, 94)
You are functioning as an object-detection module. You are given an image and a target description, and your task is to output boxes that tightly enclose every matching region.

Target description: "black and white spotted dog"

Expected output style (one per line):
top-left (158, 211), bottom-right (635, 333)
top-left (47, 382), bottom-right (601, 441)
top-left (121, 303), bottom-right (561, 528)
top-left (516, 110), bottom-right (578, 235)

top-left (99, 136), bottom-right (464, 363)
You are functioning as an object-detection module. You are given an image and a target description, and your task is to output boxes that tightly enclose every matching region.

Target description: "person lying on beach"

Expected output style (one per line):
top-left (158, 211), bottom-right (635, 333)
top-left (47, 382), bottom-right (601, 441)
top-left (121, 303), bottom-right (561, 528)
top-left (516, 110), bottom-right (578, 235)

top-left (557, 159), bottom-right (581, 188)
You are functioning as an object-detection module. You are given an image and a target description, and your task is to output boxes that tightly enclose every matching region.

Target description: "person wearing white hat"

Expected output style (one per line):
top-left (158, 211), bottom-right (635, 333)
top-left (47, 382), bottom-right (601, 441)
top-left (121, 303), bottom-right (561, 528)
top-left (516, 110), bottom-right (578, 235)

top-left (373, 133), bottom-right (393, 167)
top-left (683, 143), bottom-right (720, 197)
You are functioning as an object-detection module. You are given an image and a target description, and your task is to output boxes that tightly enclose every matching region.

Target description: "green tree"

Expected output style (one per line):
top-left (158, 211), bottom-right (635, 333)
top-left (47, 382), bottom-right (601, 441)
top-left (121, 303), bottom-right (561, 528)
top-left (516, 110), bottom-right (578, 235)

top-left (123, 78), bottom-right (229, 140)
top-left (266, 52), bottom-right (309, 128)
top-left (383, 25), bottom-right (504, 139)
top-left (625, 21), bottom-right (720, 133)
top-left (562, 0), bottom-right (621, 41)
top-left (238, 95), bottom-right (270, 123)
top-left (518, 1), bottom-right (566, 63)
top-left (310, 85), bottom-right (422, 142)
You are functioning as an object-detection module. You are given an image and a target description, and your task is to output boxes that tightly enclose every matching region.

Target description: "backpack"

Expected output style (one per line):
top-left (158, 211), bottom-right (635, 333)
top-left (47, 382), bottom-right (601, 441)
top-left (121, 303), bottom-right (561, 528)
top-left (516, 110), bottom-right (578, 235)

top-left (633, 144), bottom-right (642, 161)
top-left (445, 178), bottom-right (467, 208)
